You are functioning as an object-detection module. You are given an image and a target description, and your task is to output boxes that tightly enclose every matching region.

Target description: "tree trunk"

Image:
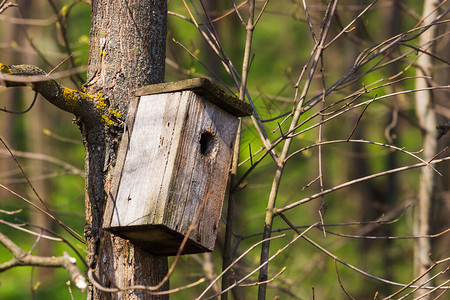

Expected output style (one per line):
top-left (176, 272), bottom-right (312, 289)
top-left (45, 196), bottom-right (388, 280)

top-left (414, 0), bottom-right (439, 298)
top-left (27, 0), bottom-right (57, 283)
top-left (84, 1), bottom-right (169, 299)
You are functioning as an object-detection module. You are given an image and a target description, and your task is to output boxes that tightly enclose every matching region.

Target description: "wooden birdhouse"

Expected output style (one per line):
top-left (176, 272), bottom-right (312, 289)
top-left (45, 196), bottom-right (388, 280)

top-left (103, 78), bottom-right (253, 256)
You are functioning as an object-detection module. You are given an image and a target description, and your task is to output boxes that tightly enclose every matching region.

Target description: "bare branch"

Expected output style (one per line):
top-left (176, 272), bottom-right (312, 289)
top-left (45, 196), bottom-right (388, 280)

top-left (0, 219), bottom-right (63, 242)
top-left (279, 213), bottom-right (450, 290)
top-left (0, 208), bottom-right (21, 215)
top-left (239, 266), bottom-right (286, 287)
top-left (88, 192), bottom-right (212, 295)
top-left (0, 12), bottom-right (57, 26)
top-left (384, 262), bottom-right (450, 299)
top-left (87, 268), bottom-right (206, 295)
top-left (276, 156), bottom-right (450, 214)
top-left (0, 231), bottom-right (87, 291)
top-left (286, 139), bottom-right (441, 175)
top-left (0, 149), bottom-right (83, 176)
top-left (46, 0), bottom-right (84, 86)
top-left (198, 234), bottom-right (285, 299)
top-left (334, 260), bottom-right (356, 300)
top-left (206, 224), bottom-right (317, 300)
top-left (324, 227), bottom-right (450, 240)
top-left (0, 0), bottom-right (18, 14)
top-left (0, 136), bottom-right (85, 243)
top-left (325, 0), bottom-right (377, 49)
top-left (0, 63), bottom-right (121, 126)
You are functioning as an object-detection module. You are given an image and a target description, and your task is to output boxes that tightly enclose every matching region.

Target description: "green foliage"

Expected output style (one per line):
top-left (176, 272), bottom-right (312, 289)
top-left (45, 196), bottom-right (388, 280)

top-left (0, 0), bottom-right (448, 299)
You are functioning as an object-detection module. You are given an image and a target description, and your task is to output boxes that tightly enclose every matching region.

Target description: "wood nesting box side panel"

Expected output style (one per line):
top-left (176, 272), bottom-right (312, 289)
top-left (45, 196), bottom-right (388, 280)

top-left (164, 91), bottom-right (239, 251)
top-left (105, 88), bottom-right (239, 254)
top-left (110, 91), bottom-right (190, 228)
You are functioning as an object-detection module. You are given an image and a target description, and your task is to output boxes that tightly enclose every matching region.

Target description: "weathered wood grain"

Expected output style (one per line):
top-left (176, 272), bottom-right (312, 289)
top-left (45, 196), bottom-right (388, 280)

top-left (134, 78), bottom-right (253, 117)
top-left (112, 92), bottom-right (189, 227)
top-left (104, 89), bottom-right (239, 255)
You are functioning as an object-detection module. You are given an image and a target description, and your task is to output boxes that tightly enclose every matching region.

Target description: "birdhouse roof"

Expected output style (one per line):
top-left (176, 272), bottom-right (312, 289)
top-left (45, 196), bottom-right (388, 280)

top-left (135, 78), bottom-right (253, 117)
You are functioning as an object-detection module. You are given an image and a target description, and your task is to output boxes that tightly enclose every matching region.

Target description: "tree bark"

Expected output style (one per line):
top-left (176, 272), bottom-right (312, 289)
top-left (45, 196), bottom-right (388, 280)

top-left (84, 1), bottom-right (169, 299)
top-left (414, 1), bottom-right (439, 298)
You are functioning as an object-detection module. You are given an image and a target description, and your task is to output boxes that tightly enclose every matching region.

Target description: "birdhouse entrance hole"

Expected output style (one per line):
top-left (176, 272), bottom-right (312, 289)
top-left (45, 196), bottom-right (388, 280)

top-left (199, 130), bottom-right (217, 156)
top-left (103, 78), bottom-right (253, 255)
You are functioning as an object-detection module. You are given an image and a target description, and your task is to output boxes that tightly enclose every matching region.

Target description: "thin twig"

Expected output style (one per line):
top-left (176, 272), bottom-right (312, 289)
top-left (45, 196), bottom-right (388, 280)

top-left (89, 192), bottom-right (212, 293)
top-left (334, 260), bottom-right (356, 300)
top-left (279, 214), bottom-right (449, 290)
top-left (276, 156), bottom-right (450, 214)
top-left (0, 136), bottom-right (84, 242)
top-left (347, 96), bottom-right (375, 141)
top-left (87, 269), bottom-right (206, 295)
top-left (241, 204), bottom-right (409, 240)
top-left (0, 219), bottom-right (62, 242)
top-left (0, 208), bottom-right (22, 215)
top-left (0, 231), bottom-right (87, 290)
top-left (325, 0), bottom-right (377, 49)
top-left (214, 0), bottom-right (248, 24)
top-left (0, 1), bottom-right (18, 14)
top-left (258, 2), bottom-right (340, 297)
top-left (205, 224), bottom-right (317, 300)
top-left (239, 267), bottom-right (286, 287)
top-left (46, 0), bottom-right (84, 86)
top-left (324, 227), bottom-right (449, 240)
top-left (0, 91), bottom-right (38, 114)
top-left (385, 265), bottom-right (449, 299)
top-left (198, 234), bottom-right (285, 299)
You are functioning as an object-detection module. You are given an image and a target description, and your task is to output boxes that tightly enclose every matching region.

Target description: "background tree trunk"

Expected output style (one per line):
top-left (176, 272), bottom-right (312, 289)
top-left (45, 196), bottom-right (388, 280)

top-left (84, 1), bottom-right (169, 299)
top-left (414, 1), bottom-right (439, 298)
top-left (26, 0), bottom-right (56, 283)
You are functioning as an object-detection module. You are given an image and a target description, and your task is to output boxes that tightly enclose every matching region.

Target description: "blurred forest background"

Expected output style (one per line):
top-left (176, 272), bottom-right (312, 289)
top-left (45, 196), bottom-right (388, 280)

top-left (0, 0), bottom-right (449, 299)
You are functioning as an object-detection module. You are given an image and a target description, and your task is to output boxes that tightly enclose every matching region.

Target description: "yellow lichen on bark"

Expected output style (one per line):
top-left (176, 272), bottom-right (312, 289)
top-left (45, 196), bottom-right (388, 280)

top-left (95, 93), bottom-right (107, 112)
top-left (0, 63), bottom-right (12, 74)
top-left (62, 88), bottom-right (123, 126)
top-left (101, 115), bottom-right (115, 126)
top-left (108, 108), bottom-right (123, 119)
top-left (101, 108), bottom-right (123, 126)
top-left (63, 87), bottom-right (87, 107)
top-left (1, 63), bottom-right (124, 128)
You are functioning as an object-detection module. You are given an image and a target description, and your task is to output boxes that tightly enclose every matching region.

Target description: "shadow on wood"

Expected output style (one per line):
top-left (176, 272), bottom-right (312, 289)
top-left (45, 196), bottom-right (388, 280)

top-left (103, 79), bottom-right (252, 255)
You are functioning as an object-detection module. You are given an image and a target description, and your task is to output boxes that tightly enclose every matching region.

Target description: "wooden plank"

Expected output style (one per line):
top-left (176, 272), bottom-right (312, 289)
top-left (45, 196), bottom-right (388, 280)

top-left (164, 91), bottom-right (239, 250)
top-left (102, 95), bottom-right (140, 229)
top-left (110, 92), bottom-right (190, 227)
top-left (112, 225), bottom-right (211, 255)
top-left (134, 78), bottom-right (253, 117)
top-left (105, 89), bottom-right (239, 254)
